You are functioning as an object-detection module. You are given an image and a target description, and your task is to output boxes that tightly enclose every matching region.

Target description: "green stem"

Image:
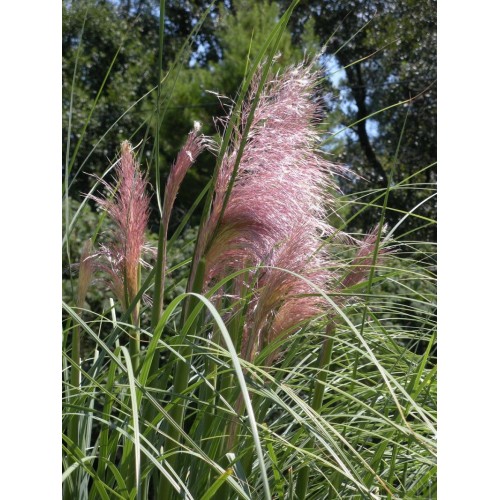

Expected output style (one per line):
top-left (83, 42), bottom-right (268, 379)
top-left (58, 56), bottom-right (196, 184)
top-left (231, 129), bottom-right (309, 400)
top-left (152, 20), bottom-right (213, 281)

top-left (92, 346), bottom-right (121, 498)
top-left (218, 281), bottom-right (245, 451)
top-left (151, 221), bottom-right (167, 334)
top-left (130, 325), bottom-right (141, 375)
top-left (122, 261), bottom-right (141, 375)
top-left (159, 258), bottom-right (206, 499)
top-left (217, 295), bottom-right (247, 498)
top-left (147, 219), bottom-right (167, 407)
top-left (129, 266), bottom-right (142, 375)
top-left (149, 0), bottom-right (167, 362)
top-left (64, 325), bottom-right (80, 500)
top-left (69, 323), bottom-right (81, 437)
top-left (199, 296), bottom-right (224, 456)
top-left (65, 322), bottom-right (81, 500)
top-left (296, 324), bottom-right (335, 500)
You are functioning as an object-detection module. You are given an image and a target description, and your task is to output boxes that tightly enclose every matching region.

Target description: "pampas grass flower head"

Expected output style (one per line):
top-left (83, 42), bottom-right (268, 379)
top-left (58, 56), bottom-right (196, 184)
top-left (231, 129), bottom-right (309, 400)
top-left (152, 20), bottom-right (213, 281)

top-left (91, 141), bottom-right (150, 322)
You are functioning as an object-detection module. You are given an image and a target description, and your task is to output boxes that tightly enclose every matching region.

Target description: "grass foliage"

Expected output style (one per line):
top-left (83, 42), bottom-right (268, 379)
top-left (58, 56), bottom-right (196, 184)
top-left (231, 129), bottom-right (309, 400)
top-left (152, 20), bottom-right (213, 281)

top-left (62, 3), bottom-right (436, 499)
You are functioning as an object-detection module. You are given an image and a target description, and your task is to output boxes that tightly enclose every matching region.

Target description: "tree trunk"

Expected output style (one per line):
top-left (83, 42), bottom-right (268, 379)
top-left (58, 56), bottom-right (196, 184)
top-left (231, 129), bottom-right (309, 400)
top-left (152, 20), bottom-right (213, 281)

top-left (339, 58), bottom-right (388, 187)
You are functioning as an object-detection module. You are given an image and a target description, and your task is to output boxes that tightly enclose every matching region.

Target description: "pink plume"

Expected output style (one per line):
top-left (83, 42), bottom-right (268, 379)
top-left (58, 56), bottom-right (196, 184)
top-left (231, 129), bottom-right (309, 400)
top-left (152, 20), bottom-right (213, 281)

top-left (90, 142), bottom-right (150, 322)
top-left (203, 63), bottom-right (347, 361)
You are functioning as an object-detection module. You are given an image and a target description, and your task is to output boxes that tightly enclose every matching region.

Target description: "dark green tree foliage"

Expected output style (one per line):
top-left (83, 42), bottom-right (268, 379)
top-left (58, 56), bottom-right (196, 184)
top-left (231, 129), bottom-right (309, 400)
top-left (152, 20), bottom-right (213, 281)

top-left (282, 0), bottom-right (437, 241)
top-left (62, 0), bottom-right (218, 198)
top-left (63, 1), bottom-right (153, 192)
top-left (63, 0), bottom-right (436, 241)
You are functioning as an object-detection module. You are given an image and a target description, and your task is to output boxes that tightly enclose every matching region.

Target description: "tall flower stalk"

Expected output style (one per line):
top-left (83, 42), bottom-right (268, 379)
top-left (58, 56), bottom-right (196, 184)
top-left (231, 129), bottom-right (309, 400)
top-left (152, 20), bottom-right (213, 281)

top-left (91, 141), bottom-right (150, 372)
top-left (148, 124), bottom-right (206, 440)
top-left (151, 123), bottom-right (206, 330)
top-left (171, 63), bottom-right (339, 478)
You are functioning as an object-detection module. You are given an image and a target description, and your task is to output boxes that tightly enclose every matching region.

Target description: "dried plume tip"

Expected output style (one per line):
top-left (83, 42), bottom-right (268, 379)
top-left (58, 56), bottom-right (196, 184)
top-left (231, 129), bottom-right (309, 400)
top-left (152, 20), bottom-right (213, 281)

top-left (162, 123), bottom-right (207, 235)
top-left (341, 225), bottom-right (391, 292)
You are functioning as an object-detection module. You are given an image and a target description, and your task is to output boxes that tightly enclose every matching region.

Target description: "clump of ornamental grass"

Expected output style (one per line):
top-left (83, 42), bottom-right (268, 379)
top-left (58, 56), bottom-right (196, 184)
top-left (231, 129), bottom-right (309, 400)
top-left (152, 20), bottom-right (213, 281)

top-left (158, 63), bottom-right (391, 485)
top-left (62, 5), bottom-right (437, 497)
top-left (75, 62), bottom-right (392, 500)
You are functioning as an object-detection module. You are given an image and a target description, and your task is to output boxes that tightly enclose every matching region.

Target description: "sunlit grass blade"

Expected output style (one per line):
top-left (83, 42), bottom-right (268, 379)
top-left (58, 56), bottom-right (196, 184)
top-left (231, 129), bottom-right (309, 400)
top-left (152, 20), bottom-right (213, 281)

top-left (121, 346), bottom-right (142, 497)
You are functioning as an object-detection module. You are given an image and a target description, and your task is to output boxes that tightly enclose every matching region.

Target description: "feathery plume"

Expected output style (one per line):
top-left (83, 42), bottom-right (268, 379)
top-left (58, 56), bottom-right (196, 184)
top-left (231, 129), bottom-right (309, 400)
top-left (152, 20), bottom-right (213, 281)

top-left (202, 63), bottom-right (346, 362)
top-left (204, 64), bottom-right (338, 280)
top-left (241, 227), bottom-right (332, 363)
top-left (162, 122), bottom-right (206, 236)
top-left (341, 226), bottom-right (390, 291)
top-left (91, 141), bottom-right (150, 323)
top-left (201, 63), bottom-right (390, 364)
top-left (151, 124), bottom-right (207, 325)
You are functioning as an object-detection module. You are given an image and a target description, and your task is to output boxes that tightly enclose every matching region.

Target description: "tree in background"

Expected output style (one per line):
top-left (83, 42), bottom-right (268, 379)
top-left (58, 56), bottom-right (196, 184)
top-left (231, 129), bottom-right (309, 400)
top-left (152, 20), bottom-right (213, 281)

top-left (283, 0), bottom-right (437, 241)
top-left (63, 0), bottom-right (436, 241)
top-left (62, 0), bottom-right (217, 198)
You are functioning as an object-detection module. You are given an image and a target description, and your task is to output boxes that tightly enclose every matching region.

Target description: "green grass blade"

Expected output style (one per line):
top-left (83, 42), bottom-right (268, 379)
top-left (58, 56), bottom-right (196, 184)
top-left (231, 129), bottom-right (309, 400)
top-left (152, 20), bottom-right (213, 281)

top-left (200, 468), bottom-right (234, 500)
top-left (121, 346), bottom-right (142, 499)
top-left (187, 292), bottom-right (272, 500)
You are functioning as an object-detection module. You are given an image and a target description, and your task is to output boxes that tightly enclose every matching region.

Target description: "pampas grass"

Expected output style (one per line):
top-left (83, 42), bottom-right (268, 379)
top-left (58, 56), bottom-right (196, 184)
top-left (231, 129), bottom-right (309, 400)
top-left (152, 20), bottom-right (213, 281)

top-left (62, 8), bottom-right (436, 499)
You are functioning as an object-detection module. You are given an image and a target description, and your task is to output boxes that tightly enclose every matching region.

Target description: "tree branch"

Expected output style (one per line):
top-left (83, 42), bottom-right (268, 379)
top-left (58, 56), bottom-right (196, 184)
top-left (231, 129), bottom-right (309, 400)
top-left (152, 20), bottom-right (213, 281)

top-left (342, 60), bottom-right (388, 186)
